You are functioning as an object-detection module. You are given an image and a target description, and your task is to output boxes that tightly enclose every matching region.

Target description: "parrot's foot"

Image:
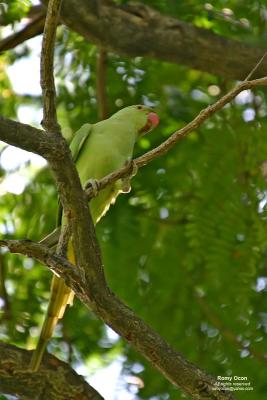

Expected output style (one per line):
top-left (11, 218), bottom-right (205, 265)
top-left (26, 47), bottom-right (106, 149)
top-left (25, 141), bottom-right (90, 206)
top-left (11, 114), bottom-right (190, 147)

top-left (121, 160), bottom-right (138, 193)
top-left (85, 178), bottom-right (100, 197)
top-left (126, 159), bottom-right (138, 177)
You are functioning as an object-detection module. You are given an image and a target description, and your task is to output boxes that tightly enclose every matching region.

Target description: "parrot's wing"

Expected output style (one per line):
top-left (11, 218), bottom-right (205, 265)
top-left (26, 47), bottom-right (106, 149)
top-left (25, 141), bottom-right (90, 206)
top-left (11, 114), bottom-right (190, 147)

top-left (70, 123), bottom-right (93, 163)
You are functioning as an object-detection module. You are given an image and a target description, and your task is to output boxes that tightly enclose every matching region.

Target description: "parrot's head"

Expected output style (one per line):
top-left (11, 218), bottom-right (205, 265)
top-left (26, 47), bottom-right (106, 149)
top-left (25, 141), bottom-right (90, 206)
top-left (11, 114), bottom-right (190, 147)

top-left (112, 105), bottom-right (159, 137)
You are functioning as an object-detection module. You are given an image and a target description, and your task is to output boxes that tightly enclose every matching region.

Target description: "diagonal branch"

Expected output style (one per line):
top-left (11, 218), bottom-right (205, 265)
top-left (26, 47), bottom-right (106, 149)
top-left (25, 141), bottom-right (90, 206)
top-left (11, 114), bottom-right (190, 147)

top-left (56, 0), bottom-right (267, 80)
top-left (0, 239), bottom-right (234, 400)
top-left (0, 12), bottom-right (45, 53)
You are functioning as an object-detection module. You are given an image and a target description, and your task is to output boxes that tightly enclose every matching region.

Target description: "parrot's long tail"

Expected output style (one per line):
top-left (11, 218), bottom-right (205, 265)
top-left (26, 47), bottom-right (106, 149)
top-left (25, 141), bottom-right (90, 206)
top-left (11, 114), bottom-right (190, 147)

top-left (29, 243), bottom-right (75, 372)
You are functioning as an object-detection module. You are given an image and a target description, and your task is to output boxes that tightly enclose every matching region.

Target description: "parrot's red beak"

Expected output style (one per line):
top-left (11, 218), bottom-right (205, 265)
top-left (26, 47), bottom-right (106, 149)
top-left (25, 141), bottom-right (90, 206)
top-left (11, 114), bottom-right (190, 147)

top-left (139, 112), bottom-right (159, 135)
top-left (148, 112), bottom-right (159, 128)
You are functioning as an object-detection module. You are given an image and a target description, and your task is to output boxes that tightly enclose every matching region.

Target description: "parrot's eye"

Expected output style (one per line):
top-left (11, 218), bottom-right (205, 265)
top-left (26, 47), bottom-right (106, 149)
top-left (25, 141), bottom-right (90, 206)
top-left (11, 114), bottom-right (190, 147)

top-left (137, 105), bottom-right (143, 110)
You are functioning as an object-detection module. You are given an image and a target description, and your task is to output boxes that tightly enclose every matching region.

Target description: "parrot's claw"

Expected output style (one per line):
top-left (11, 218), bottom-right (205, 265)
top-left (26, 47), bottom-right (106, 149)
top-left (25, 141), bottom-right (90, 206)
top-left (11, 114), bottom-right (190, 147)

top-left (125, 159), bottom-right (138, 177)
top-left (85, 178), bottom-right (100, 197)
top-left (121, 160), bottom-right (138, 193)
top-left (129, 159), bottom-right (138, 177)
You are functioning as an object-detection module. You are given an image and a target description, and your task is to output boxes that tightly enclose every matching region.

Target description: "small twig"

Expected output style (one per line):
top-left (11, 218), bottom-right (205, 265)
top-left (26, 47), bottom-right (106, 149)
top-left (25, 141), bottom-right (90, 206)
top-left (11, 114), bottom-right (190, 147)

top-left (0, 239), bottom-right (79, 286)
top-left (244, 51), bottom-right (267, 81)
top-left (96, 48), bottom-right (109, 120)
top-left (40, 0), bottom-right (62, 134)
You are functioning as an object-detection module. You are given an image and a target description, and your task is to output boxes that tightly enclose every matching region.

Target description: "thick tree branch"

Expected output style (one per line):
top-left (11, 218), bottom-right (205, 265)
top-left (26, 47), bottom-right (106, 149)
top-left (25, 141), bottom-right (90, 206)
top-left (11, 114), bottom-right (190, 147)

top-left (0, 116), bottom-right (54, 157)
top-left (3, 1), bottom-right (267, 80)
top-left (0, 342), bottom-right (103, 400)
top-left (54, 0), bottom-right (267, 80)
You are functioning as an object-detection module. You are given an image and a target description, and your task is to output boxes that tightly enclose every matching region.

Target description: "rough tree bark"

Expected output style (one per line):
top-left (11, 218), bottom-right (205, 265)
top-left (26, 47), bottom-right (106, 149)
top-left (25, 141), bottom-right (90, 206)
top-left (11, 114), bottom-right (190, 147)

top-left (56, 0), bottom-right (266, 80)
top-left (1, 1), bottom-right (267, 80)
top-left (0, 342), bottom-right (103, 400)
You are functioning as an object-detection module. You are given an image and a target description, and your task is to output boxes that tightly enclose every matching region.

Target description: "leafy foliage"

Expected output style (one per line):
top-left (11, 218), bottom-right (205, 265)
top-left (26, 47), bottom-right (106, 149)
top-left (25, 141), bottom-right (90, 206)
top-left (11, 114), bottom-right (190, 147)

top-left (0, 0), bottom-right (31, 25)
top-left (1, 0), bottom-right (267, 399)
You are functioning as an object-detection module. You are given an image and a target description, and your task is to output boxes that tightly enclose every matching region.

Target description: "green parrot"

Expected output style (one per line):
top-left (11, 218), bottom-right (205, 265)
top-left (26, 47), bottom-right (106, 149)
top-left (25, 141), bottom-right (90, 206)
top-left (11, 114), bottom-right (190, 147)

top-left (29, 105), bottom-right (159, 371)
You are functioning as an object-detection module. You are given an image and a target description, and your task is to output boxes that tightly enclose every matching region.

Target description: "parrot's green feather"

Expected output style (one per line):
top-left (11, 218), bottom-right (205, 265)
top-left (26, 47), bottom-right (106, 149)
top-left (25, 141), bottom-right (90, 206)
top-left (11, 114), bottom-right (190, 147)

top-left (30, 105), bottom-right (158, 371)
top-left (69, 123), bottom-right (92, 162)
